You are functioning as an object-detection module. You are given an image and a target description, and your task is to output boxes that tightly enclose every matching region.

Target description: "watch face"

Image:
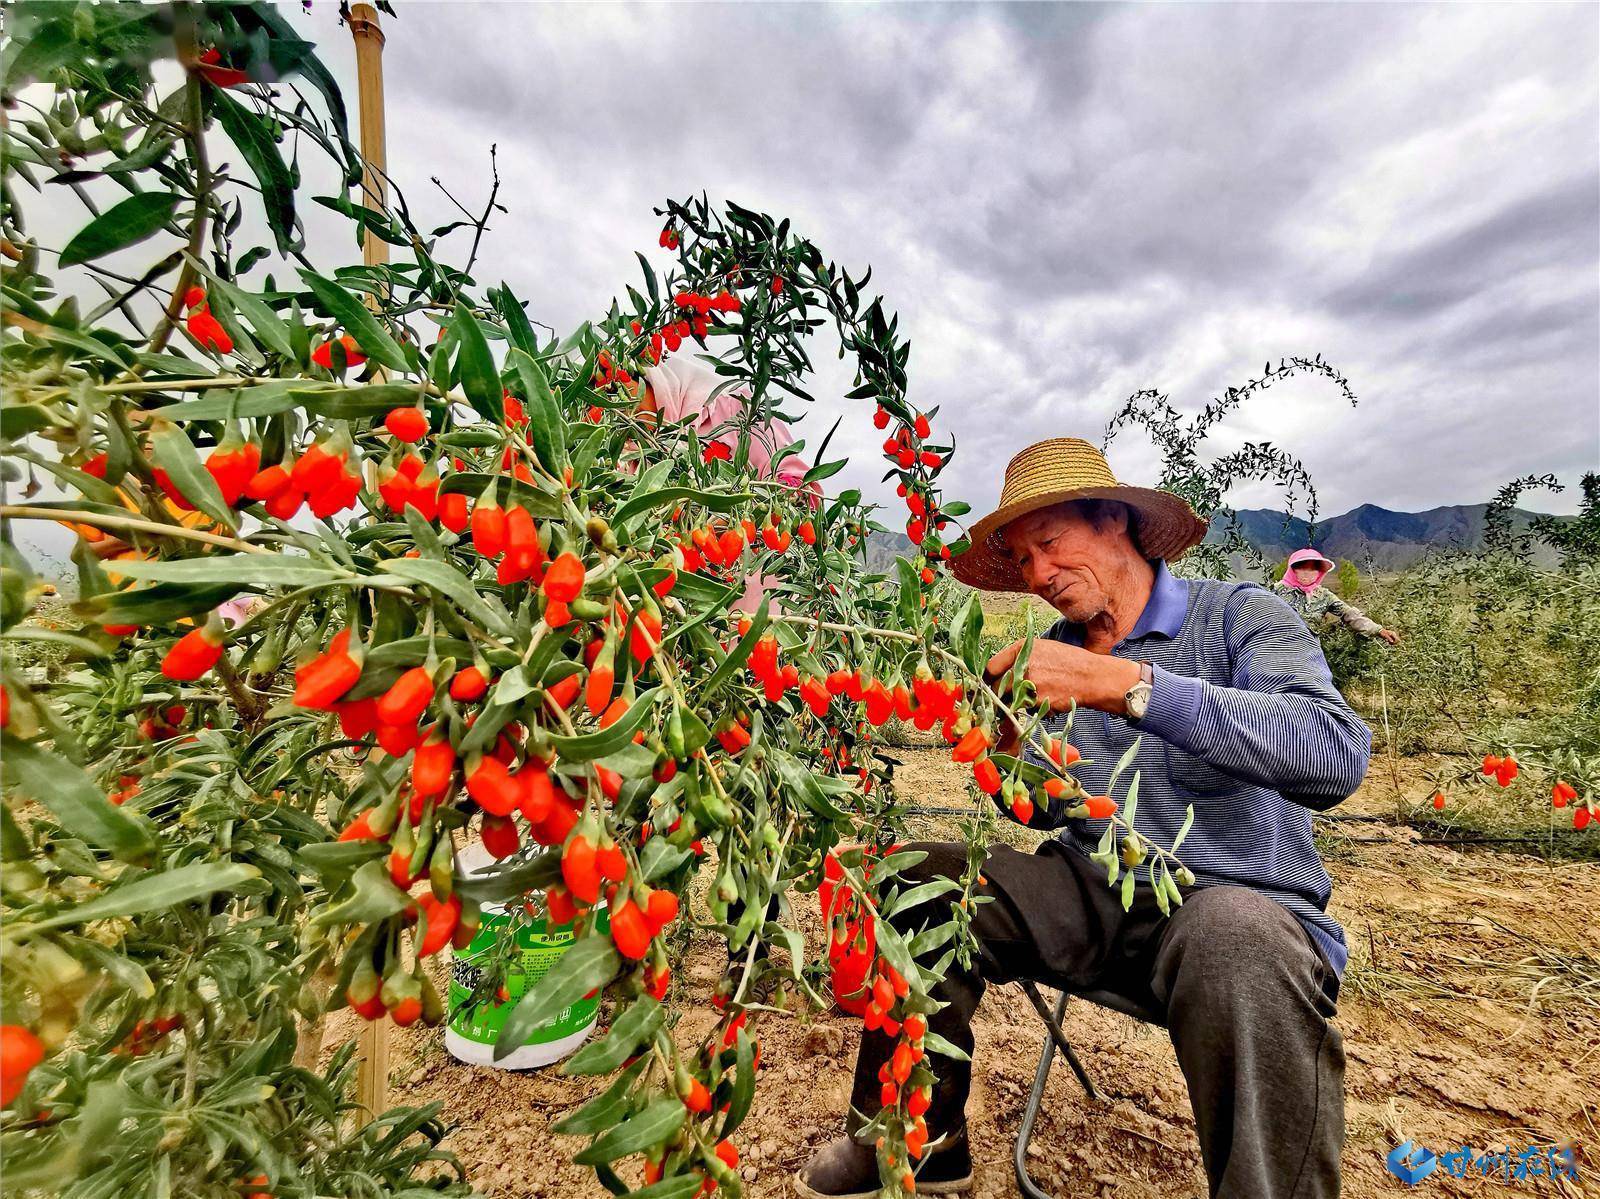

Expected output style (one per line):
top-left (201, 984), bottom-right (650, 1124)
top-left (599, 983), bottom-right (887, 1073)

top-left (1128, 682), bottom-right (1153, 719)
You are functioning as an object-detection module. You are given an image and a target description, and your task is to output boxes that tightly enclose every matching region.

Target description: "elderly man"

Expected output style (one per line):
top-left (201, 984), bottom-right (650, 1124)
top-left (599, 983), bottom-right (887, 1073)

top-left (796, 438), bottom-right (1369, 1199)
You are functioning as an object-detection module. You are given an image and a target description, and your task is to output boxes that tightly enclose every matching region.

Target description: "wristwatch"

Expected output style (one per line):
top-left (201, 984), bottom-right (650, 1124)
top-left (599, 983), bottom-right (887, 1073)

top-left (1124, 661), bottom-right (1154, 722)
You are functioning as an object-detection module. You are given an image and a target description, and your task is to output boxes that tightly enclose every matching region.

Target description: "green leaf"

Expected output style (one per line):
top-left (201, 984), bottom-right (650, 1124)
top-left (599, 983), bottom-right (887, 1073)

top-left (439, 471), bottom-right (562, 519)
top-left (452, 302), bottom-right (504, 424)
top-left (0, 735), bottom-right (156, 860)
top-left (95, 581), bottom-right (242, 627)
top-left (30, 861), bottom-right (259, 932)
top-left (612, 486), bottom-right (752, 526)
top-left (561, 996), bottom-right (663, 1076)
top-left (552, 1059), bottom-right (648, 1135)
top-left (375, 557), bottom-right (511, 636)
top-left (508, 348), bottom-right (566, 475)
top-left (1119, 867), bottom-right (1136, 911)
top-left (147, 421), bottom-right (236, 531)
top-left (493, 283), bottom-right (538, 357)
top-left (896, 557), bottom-right (920, 627)
top-left (719, 1028), bottom-right (756, 1138)
top-left (298, 268), bottom-right (408, 373)
top-left (1121, 773), bottom-right (1139, 830)
top-left (210, 88), bottom-right (295, 252)
top-left (497, 935), bottom-right (620, 1061)
top-left (573, 1096), bottom-right (686, 1166)
top-left (1108, 736), bottom-right (1141, 789)
top-left (772, 750), bottom-right (848, 822)
top-left (313, 859), bottom-right (412, 927)
top-left (920, 1031), bottom-right (971, 1063)
top-left (549, 689), bottom-right (662, 764)
top-left (638, 838), bottom-right (691, 882)
top-left (699, 602), bottom-right (768, 701)
top-left (154, 379), bottom-right (311, 420)
top-left (622, 1179), bottom-right (704, 1199)
top-left (1171, 804), bottom-right (1195, 854)
top-left (951, 590), bottom-right (984, 673)
top-left (184, 255), bottom-right (295, 359)
top-left (102, 555), bottom-right (347, 588)
top-left (58, 191), bottom-right (179, 267)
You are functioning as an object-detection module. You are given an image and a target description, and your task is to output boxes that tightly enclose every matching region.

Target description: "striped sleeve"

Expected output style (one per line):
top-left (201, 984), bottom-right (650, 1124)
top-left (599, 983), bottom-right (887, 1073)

top-left (1137, 587), bottom-right (1372, 810)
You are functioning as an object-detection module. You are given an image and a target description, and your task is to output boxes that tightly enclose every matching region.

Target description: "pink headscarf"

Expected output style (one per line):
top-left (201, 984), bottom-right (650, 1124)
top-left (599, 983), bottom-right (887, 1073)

top-left (642, 357), bottom-right (813, 492)
top-left (1281, 548), bottom-right (1335, 596)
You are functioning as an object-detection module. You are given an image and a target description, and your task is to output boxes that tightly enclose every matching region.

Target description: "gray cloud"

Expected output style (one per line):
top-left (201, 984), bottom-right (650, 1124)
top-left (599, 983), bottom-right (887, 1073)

top-left (266, 2), bottom-right (1600, 525)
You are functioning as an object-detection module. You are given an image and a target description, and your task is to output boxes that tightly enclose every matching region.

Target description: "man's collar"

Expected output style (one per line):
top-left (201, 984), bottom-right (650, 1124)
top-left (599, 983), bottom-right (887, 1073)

top-left (1125, 558), bottom-right (1189, 641)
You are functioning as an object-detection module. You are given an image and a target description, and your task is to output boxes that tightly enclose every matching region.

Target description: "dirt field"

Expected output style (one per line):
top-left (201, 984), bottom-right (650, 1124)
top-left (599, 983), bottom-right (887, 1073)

top-left (344, 749), bottom-right (1600, 1199)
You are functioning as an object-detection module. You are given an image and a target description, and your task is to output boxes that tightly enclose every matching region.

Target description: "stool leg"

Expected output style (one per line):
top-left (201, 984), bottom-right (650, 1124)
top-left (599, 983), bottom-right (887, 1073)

top-left (1021, 981), bottom-right (1100, 1101)
top-left (1015, 989), bottom-right (1069, 1199)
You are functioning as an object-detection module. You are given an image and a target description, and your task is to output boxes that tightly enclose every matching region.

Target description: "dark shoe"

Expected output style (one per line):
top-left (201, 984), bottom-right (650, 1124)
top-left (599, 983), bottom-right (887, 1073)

top-left (794, 1130), bottom-right (973, 1199)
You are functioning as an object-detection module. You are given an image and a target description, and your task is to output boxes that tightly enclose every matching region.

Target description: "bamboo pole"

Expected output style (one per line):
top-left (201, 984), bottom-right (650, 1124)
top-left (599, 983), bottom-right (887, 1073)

top-left (348, 0), bottom-right (392, 1119)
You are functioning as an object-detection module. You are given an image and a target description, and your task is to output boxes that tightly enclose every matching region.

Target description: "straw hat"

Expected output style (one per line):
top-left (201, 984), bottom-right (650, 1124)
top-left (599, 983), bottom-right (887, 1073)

top-left (952, 437), bottom-right (1208, 592)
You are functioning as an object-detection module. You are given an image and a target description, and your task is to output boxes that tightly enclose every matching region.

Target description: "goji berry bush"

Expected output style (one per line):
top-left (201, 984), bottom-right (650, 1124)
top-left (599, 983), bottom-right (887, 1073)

top-left (0, 6), bottom-right (1178, 1197)
top-left (1345, 475), bottom-right (1600, 834)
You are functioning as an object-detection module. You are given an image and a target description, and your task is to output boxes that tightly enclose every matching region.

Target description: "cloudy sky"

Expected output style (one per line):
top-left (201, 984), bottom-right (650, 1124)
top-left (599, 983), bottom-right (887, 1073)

top-left (273, 1), bottom-right (1596, 523)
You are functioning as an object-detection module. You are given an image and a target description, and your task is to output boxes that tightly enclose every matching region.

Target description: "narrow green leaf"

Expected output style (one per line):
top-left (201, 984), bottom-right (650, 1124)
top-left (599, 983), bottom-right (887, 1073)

top-left (58, 191), bottom-right (180, 267)
top-left (101, 555), bottom-right (346, 588)
top-left (31, 861), bottom-right (259, 931)
top-left (552, 1059), bottom-right (648, 1136)
top-left (374, 557), bottom-right (511, 636)
top-left (493, 283), bottom-right (537, 357)
top-left (561, 997), bottom-right (664, 1076)
top-left (920, 1032), bottom-right (971, 1063)
top-left (496, 935), bottom-right (620, 1061)
top-left (148, 421), bottom-right (236, 532)
top-left (508, 348), bottom-right (566, 474)
top-left (719, 1028), bottom-right (756, 1138)
top-left (699, 602), bottom-right (768, 701)
top-left (209, 88), bottom-right (297, 249)
top-left (298, 268), bottom-right (408, 372)
top-left (0, 735), bottom-right (156, 860)
top-left (1108, 736), bottom-right (1142, 789)
top-left (452, 302), bottom-right (504, 423)
top-left (313, 859), bottom-right (411, 927)
top-left (612, 486), bottom-right (752, 526)
top-left (210, 89), bottom-right (296, 252)
top-left (573, 1096), bottom-right (686, 1166)
top-left (549, 689), bottom-right (662, 763)
top-left (1171, 804), bottom-right (1195, 854)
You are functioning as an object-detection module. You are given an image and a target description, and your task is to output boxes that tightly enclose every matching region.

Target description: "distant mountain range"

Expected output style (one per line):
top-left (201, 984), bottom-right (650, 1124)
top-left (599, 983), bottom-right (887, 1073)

top-left (1207, 503), bottom-right (1563, 571)
top-left (864, 502), bottom-right (1563, 575)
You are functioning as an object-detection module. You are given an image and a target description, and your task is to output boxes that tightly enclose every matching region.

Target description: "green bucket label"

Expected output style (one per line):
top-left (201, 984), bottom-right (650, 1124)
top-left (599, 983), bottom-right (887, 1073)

top-left (448, 908), bottom-right (602, 1047)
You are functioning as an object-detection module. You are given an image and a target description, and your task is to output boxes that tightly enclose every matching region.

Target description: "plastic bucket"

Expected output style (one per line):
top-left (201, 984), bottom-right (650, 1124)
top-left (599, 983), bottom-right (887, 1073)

top-left (444, 845), bottom-right (602, 1070)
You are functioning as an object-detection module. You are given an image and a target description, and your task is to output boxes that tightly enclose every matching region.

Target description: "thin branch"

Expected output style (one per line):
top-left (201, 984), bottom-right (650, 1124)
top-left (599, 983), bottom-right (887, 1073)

top-left (0, 505), bottom-right (273, 555)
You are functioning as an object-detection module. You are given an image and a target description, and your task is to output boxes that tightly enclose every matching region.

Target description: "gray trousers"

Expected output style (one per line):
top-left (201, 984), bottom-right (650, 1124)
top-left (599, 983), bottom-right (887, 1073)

top-left (848, 840), bottom-right (1345, 1199)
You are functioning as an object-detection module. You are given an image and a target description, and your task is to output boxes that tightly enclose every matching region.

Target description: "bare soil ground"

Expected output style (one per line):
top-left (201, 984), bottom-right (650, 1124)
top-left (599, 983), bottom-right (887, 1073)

top-left (338, 749), bottom-right (1600, 1199)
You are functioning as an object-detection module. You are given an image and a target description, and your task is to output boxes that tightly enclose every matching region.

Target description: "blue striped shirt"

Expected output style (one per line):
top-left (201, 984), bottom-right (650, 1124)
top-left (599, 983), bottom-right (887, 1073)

top-left (1024, 560), bottom-right (1371, 977)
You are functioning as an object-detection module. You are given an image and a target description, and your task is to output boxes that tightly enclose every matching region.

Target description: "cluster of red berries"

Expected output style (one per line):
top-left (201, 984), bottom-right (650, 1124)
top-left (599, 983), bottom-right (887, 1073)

top-left (1481, 753), bottom-right (1519, 787)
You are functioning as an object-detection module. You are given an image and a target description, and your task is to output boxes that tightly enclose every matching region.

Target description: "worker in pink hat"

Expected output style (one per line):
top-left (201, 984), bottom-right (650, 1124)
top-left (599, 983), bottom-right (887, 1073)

top-left (1276, 548), bottom-right (1400, 644)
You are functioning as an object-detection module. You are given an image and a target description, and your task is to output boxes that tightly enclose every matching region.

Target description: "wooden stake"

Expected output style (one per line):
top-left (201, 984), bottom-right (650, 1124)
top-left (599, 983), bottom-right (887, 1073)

top-left (349, 0), bottom-right (391, 1118)
top-left (348, 3), bottom-right (389, 269)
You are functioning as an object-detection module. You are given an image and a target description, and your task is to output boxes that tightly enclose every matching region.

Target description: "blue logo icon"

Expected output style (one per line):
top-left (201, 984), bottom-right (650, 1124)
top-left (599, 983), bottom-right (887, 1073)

top-left (1388, 1142), bottom-right (1440, 1186)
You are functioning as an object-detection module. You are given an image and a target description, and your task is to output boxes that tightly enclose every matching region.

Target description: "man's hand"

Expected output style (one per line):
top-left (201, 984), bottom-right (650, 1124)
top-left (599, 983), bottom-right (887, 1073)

top-left (1377, 628), bottom-right (1400, 645)
top-left (985, 639), bottom-right (1142, 718)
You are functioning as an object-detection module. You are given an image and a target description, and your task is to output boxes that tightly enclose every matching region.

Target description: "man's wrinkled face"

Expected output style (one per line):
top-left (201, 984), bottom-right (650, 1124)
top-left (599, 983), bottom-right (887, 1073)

top-left (1002, 503), bottom-right (1128, 622)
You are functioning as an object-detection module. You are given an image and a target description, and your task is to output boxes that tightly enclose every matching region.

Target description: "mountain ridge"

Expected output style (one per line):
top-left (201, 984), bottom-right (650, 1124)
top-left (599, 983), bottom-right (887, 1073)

top-left (862, 501), bottom-right (1561, 574)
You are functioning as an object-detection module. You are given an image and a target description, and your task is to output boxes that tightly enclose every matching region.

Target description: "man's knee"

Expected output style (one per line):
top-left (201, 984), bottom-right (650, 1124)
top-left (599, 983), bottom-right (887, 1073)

top-left (890, 841), bottom-right (969, 887)
top-left (1155, 886), bottom-right (1324, 1009)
